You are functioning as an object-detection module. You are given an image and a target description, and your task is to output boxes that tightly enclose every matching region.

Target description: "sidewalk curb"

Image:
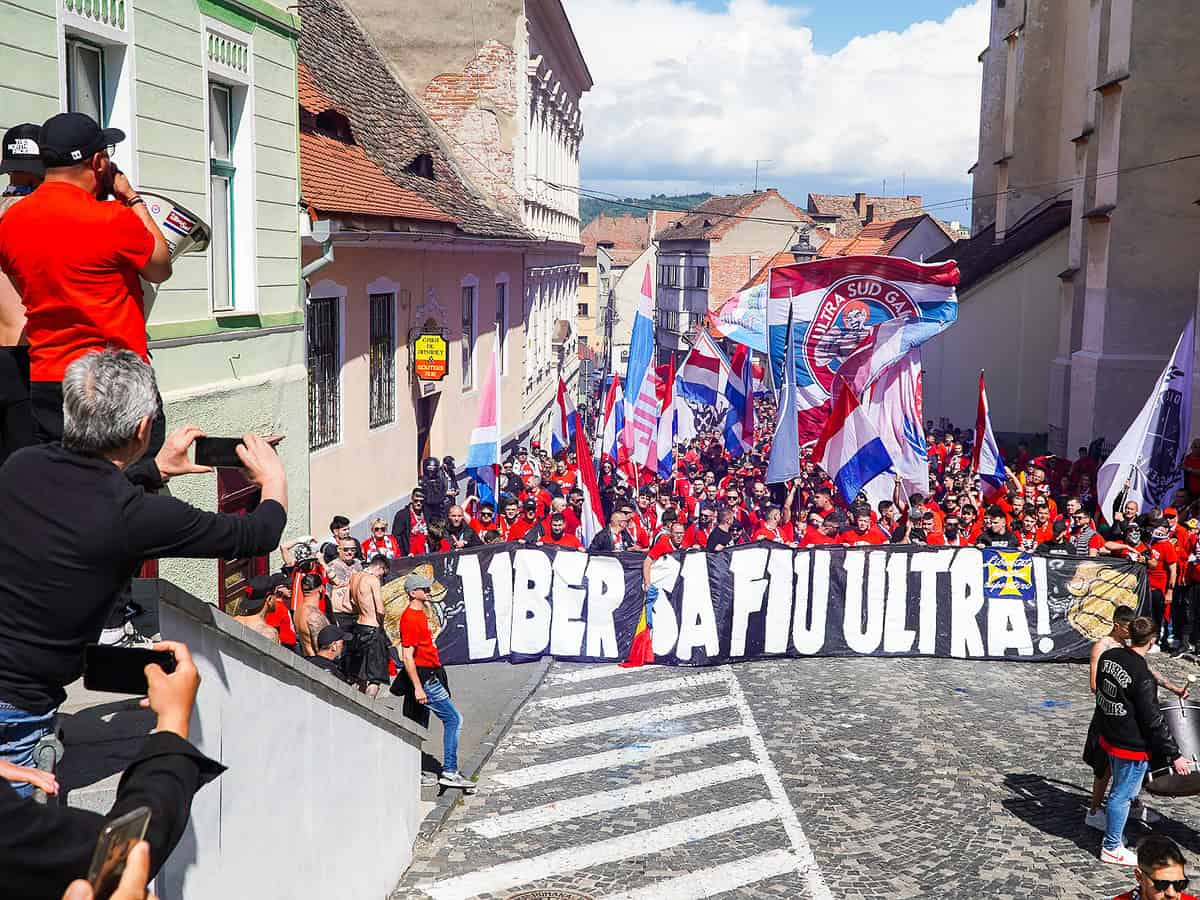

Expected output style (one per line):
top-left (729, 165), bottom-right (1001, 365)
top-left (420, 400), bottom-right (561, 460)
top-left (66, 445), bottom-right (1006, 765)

top-left (418, 656), bottom-right (552, 839)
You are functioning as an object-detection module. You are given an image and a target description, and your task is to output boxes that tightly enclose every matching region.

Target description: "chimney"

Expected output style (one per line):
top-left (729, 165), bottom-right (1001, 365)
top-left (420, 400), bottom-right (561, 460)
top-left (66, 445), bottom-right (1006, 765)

top-left (865, 203), bottom-right (876, 224)
top-left (854, 193), bottom-right (867, 218)
top-left (906, 194), bottom-right (922, 206)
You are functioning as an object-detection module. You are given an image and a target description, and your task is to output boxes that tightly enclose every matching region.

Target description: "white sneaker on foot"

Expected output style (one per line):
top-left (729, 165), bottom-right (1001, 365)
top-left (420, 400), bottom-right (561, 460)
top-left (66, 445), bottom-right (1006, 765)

top-left (438, 770), bottom-right (474, 789)
top-left (1084, 808), bottom-right (1107, 830)
top-left (1101, 845), bottom-right (1138, 867)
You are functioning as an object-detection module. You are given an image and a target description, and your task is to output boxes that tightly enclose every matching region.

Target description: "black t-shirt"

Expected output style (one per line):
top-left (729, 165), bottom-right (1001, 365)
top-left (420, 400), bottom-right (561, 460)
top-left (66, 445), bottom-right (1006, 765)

top-left (976, 529), bottom-right (1019, 548)
top-left (1035, 540), bottom-right (1074, 556)
top-left (706, 527), bottom-right (734, 552)
top-left (0, 443), bottom-right (286, 714)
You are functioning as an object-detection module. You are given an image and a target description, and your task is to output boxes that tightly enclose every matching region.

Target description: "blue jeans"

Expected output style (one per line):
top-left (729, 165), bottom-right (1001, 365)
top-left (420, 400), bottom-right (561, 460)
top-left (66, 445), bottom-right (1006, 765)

top-left (1103, 755), bottom-right (1149, 851)
top-left (424, 676), bottom-right (461, 773)
top-left (0, 701), bottom-right (57, 799)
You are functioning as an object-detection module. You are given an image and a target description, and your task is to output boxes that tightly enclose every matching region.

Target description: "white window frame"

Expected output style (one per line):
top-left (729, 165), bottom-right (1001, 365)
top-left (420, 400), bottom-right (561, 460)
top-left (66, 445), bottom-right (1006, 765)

top-left (307, 278), bottom-right (347, 456)
top-left (366, 275), bottom-right (401, 434)
top-left (57, 2), bottom-right (138, 184)
top-left (495, 272), bottom-right (510, 375)
top-left (201, 17), bottom-right (258, 315)
top-left (461, 274), bottom-right (479, 392)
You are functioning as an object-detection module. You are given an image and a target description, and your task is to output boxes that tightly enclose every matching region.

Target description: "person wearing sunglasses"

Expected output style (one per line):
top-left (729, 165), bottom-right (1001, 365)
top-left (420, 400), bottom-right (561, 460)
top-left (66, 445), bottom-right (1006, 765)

top-left (1111, 834), bottom-right (1197, 899)
top-left (362, 517), bottom-right (401, 560)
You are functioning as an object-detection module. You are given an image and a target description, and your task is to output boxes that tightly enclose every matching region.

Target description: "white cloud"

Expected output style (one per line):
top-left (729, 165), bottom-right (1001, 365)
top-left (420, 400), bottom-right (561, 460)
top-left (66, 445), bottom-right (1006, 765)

top-left (565, 0), bottom-right (987, 190)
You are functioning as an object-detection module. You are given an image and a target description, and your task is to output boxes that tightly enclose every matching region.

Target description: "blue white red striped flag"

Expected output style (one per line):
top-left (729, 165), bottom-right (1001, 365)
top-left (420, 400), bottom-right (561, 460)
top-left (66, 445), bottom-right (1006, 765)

top-left (723, 344), bottom-right (754, 458)
top-left (676, 329), bottom-right (730, 407)
top-left (551, 377), bottom-right (577, 457)
top-left (601, 375), bottom-right (625, 465)
top-left (973, 370), bottom-right (1007, 500)
top-left (813, 378), bottom-right (894, 506)
top-left (464, 335), bottom-right (502, 502)
top-left (625, 265), bottom-right (659, 470)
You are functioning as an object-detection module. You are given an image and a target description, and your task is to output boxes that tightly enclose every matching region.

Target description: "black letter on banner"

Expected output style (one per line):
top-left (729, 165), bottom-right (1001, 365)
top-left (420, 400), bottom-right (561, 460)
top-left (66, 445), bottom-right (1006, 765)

top-left (729, 547), bottom-right (768, 658)
top-left (676, 552), bottom-right (720, 662)
top-left (486, 550), bottom-right (514, 657)
top-left (585, 556), bottom-right (626, 658)
top-left (950, 548), bottom-right (986, 658)
top-left (459, 553), bottom-right (496, 660)
top-left (550, 550), bottom-right (588, 657)
top-left (882, 552), bottom-right (915, 653)
top-left (511, 549), bottom-right (552, 655)
top-left (792, 551), bottom-right (828, 655)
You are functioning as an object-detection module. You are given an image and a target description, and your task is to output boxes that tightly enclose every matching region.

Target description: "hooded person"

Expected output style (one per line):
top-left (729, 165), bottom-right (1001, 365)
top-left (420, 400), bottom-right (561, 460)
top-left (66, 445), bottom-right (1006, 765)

top-left (420, 456), bottom-right (450, 523)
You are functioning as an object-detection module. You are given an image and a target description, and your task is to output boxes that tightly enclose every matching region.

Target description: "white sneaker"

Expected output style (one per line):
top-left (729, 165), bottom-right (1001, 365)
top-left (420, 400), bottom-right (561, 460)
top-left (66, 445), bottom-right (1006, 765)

top-left (438, 770), bottom-right (475, 789)
top-left (1084, 808), bottom-right (1107, 830)
top-left (1101, 845), bottom-right (1138, 867)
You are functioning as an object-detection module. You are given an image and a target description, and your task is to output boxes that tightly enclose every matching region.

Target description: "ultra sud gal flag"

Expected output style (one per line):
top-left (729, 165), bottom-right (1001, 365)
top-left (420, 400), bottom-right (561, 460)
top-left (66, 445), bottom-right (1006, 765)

top-left (768, 256), bottom-right (959, 444)
top-left (1098, 315), bottom-right (1196, 514)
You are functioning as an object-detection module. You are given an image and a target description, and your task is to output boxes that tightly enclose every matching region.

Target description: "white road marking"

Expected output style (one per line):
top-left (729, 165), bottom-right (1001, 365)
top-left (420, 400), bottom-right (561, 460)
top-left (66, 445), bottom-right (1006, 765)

top-left (527, 670), bottom-right (726, 711)
top-left (720, 668), bottom-right (832, 900)
top-left (489, 725), bottom-right (752, 788)
top-left (462, 759), bottom-right (762, 838)
top-left (508, 695), bottom-right (736, 746)
top-left (545, 663), bottom-right (662, 685)
top-left (419, 799), bottom-right (780, 900)
top-left (599, 848), bottom-right (805, 900)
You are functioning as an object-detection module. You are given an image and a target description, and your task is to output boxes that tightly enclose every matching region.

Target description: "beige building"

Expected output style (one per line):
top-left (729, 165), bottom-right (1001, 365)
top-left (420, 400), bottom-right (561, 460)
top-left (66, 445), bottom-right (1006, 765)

top-left (299, 0), bottom-right (536, 534)
top-left (928, 0), bottom-right (1200, 449)
top-left (653, 190), bottom-right (818, 362)
top-left (332, 0), bottom-right (592, 444)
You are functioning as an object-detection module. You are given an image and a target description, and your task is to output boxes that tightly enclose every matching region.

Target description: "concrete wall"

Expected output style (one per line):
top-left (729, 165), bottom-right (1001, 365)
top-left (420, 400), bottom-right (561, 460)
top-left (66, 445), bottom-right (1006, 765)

top-left (577, 253), bottom-right (600, 351)
top-left (0, 0), bottom-right (308, 602)
top-left (157, 581), bottom-right (425, 900)
top-left (892, 218), bottom-right (953, 262)
top-left (304, 240), bottom-right (527, 534)
top-left (923, 229), bottom-right (1068, 436)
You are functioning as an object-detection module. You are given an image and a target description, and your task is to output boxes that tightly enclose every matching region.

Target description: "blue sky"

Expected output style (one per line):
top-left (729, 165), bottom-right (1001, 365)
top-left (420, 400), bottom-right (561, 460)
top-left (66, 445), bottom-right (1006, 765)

top-left (565, 0), bottom-right (987, 227)
top-left (685, 0), bottom-right (973, 53)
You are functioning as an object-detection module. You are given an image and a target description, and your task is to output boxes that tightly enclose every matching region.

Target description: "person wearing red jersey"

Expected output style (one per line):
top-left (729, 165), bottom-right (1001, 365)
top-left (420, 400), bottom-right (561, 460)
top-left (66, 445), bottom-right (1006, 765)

top-left (394, 572), bottom-right (473, 790)
top-left (839, 508), bottom-right (888, 546)
top-left (1147, 521), bottom-right (1178, 646)
top-left (617, 501), bottom-right (651, 549)
top-left (550, 458), bottom-right (575, 491)
top-left (539, 512), bottom-right (583, 549)
top-left (1184, 439), bottom-right (1200, 500)
top-left (633, 489), bottom-right (659, 535)
top-left (685, 506), bottom-right (717, 549)
top-left (1110, 834), bottom-right (1197, 899)
top-left (496, 498), bottom-right (521, 541)
top-left (0, 114), bottom-right (172, 468)
top-left (643, 520), bottom-right (687, 588)
top-left (1163, 508), bottom-right (1190, 548)
top-left (751, 506), bottom-right (794, 546)
top-left (519, 475), bottom-right (553, 520)
top-left (799, 512), bottom-right (842, 547)
top-left (362, 517), bottom-right (403, 560)
top-left (507, 499), bottom-right (542, 542)
top-left (470, 501), bottom-right (498, 534)
top-left (514, 447), bottom-right (537, 480)
top-left (1033, 500), bottom-right (1055, 545)
top-left (1015, 511), bottom-right (1040, 553)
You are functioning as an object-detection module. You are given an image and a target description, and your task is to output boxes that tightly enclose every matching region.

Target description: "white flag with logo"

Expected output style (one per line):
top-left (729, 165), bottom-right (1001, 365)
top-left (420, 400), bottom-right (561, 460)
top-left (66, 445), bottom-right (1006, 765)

top-left (861, 350), bottom-right (928, 511)
top-left (1098, 316), bottom-right (1195, 515)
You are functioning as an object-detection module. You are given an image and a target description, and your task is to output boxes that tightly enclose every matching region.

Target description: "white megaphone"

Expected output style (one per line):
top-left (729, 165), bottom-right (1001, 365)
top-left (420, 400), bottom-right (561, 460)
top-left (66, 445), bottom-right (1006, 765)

top-left (140, 191), bottom-right (211, 260)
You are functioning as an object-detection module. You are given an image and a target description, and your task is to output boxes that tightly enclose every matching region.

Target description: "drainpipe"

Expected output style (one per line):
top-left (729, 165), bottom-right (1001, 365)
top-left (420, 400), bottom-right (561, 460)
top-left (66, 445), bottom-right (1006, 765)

top-left (300, 215), bottom-right (335, 300)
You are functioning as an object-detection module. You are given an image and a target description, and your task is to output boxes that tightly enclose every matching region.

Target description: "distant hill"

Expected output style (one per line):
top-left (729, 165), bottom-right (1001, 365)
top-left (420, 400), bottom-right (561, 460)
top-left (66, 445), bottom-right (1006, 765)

top-left (580, 192), bottom-right (713, 226)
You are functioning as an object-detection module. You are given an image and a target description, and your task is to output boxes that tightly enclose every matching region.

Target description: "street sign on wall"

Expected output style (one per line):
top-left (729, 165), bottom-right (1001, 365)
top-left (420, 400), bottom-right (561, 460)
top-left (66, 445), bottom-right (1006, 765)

top-left (413, 332), bottom-right (449, 382)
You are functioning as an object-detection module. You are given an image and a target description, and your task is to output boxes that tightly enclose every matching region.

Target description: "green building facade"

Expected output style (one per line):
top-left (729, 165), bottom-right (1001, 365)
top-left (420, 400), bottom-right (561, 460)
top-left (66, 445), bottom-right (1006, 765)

top-left (0, 0), bottom-right (308, 604)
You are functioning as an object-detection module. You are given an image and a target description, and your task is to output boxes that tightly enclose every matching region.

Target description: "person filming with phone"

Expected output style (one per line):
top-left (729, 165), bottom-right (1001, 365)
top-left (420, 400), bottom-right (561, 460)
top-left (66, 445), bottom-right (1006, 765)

top-left (0, 349), bottom-right (286, 796)
top-left (0, 640), bottom-right (224, 899)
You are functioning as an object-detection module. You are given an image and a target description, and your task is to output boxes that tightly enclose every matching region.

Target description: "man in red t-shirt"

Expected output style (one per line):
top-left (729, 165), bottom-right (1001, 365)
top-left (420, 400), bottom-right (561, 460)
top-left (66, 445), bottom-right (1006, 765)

top-left (800, 512), bottom-right (842, 546)
top-left (507, 500), bottom-right (541, 542)
top-left (397, 572), bottom-right (473, 790)
top-left (1147, 522), bottom-right (1178, 642)
top-left (839, 508), bottom-right (888, 546)
top-left (539, 512), bottom-right (582, 549)
top-left (0, 113), bottom-right (171, 458)
top-left (643, 521), bottom-right (686, 589)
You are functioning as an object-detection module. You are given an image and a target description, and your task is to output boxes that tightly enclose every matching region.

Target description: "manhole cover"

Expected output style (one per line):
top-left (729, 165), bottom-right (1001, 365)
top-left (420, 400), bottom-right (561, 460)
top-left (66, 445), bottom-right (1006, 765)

top-left (508, 891), bottom-right (595, 900)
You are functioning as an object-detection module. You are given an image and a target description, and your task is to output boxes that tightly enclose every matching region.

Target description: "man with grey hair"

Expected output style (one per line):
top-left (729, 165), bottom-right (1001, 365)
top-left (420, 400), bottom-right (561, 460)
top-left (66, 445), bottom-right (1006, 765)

top-left (0, 349), bottom-right (287, 796)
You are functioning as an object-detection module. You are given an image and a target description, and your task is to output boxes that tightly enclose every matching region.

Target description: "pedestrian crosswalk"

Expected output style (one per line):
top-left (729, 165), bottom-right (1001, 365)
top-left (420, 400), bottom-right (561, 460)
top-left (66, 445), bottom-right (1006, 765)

top-left (410, 662), bottom-right (831, 900)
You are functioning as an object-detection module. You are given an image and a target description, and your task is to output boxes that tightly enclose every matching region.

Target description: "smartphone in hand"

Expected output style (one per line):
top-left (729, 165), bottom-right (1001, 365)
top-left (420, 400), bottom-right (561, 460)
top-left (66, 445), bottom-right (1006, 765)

top-left (83, 644), bottom-right (176, 695)
top-left (87, 806), bottom-right (151, 900)
top-left (194, 436), bottom-right (244, 469)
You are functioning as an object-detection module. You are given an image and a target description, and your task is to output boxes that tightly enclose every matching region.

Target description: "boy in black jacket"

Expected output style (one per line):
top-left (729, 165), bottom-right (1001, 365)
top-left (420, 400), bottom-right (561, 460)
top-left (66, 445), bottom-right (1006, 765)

top-left (1095, 616), bottom-right (1194, 866)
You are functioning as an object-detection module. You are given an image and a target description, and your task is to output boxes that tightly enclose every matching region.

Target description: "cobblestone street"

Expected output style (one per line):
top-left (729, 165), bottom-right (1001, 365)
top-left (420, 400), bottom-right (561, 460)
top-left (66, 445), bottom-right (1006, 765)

top-left (395, 656), bottom-right (1200, 899)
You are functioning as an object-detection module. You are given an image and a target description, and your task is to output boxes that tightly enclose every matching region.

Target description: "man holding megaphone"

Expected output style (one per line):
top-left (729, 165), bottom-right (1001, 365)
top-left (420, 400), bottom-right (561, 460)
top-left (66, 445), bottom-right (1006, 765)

top-left (0, 112), bottom-right (174, 489)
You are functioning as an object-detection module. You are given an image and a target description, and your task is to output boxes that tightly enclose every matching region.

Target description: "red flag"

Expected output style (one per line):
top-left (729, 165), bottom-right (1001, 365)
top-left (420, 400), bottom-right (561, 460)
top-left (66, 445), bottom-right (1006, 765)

top-left (573, 420), bottom-right (605, 545)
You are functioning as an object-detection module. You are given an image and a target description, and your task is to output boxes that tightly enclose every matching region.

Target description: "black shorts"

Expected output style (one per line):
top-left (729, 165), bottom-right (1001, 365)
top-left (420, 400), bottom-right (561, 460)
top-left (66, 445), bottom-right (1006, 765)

top-left (1082, 715), bottom-right (1110, 779)
top-left (345, 624), bottom-right (391, 686)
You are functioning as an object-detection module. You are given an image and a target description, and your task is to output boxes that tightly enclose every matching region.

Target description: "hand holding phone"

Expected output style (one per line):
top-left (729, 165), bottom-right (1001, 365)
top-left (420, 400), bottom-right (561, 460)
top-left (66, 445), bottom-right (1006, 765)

top-left (83, 645), bottom-right (176, 696)
top-left (83, 808), bottom-right (152, 900)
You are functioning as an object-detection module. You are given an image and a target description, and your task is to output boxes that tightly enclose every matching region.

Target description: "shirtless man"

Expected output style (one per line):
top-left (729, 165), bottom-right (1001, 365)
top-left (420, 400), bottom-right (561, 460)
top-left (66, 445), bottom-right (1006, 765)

top-left (326, 539), bottom-right (362, 631)
top-left (344, 554), bottom-right (390, 698)
top-left (232, 580), bottom-right (281, 644)
top-left (0, 124), bottom-right (43, 464)
top-left (293, 573), bottom-right (326, 657)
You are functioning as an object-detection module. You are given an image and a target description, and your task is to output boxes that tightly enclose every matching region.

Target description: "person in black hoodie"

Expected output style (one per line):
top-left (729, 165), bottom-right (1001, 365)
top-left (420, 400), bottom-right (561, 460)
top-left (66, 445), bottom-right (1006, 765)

top-left (1094, 616), bottom-right (1194, 867)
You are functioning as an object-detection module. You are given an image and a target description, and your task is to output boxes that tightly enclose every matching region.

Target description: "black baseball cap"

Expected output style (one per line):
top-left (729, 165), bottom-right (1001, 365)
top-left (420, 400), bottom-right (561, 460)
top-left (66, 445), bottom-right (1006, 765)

top-left (1, 124), bottom-right (44, 176)
top-left (247, 572), bottom-right (289, 601)
top-left (316, 624), bottom-right (349, 649)
top-left (39, 112), bottom-right (124, 167)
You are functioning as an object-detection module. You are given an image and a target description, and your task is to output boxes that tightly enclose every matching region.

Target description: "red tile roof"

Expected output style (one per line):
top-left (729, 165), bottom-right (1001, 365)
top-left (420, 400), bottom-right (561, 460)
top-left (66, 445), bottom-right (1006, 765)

top-left (581, 213), bottom-right (652, 265)
top-left (298, 65), bottom-right (456, 223)
top-left (654, 189), bottom-right (811, 242)
top-left (816, 215), bottom-right (932, 258)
